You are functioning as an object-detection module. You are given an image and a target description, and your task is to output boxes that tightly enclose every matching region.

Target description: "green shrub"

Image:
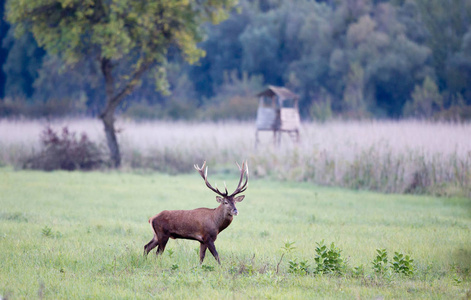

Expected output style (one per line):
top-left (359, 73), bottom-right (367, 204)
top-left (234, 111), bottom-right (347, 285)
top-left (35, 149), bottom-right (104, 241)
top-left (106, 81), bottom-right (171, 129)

top-left (201, 265), bottom-right (215, 272)
top-left (313, 240), bottom-right (344, 275)
top-left (277, 241), bottom-right (297, 274)
top-left (372, 249), bottom-right (415, 277)
top-left (392, 252), bottom-right (414, 277)
top-left (288, 259), bottom-right (310, 275)
top-left (372, 249), bottom-right (389, 275)
top-left (41, 225), bottom-right (53, 237)
top-left (41, 225), bottom-right (62, 238)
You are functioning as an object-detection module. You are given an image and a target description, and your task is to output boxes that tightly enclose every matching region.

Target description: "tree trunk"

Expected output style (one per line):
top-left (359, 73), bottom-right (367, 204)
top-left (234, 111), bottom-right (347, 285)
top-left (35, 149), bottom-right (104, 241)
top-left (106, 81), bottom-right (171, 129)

top-left (100, 58), bottom-right (121, 168)
top-left (99, 57), bottom-right (151, 168)
top-left (101, 108), bottom-right (121, 168)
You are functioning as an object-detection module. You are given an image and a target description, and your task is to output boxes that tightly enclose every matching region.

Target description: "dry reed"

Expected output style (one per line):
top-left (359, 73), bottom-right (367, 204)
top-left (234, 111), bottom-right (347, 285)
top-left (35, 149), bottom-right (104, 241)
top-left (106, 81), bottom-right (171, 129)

top-left (1, 118), bottom-right (469, 196)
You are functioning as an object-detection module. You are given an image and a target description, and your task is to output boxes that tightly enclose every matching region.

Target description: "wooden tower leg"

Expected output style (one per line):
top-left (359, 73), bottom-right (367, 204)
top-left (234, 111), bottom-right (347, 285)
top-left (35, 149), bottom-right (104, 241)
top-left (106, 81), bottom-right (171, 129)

top-left (273, 130), bottom-right (281, 148)
top-left (255, 130), bottom-right (259, 149)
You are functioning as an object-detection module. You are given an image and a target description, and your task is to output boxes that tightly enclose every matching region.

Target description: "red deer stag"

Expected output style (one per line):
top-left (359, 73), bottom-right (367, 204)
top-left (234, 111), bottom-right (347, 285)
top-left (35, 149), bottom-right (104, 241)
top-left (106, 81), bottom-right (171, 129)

top-left (144, 161), bottom-right (249, 264)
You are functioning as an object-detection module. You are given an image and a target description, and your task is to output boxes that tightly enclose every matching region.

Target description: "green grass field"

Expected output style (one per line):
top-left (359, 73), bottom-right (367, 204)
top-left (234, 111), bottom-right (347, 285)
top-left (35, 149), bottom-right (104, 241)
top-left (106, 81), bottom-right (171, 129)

top-left (1, 168), bottom-right (470, 299)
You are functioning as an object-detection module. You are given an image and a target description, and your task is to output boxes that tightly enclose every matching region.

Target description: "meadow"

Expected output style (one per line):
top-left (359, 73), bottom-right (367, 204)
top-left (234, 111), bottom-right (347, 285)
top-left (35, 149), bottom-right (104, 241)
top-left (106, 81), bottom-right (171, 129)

top-left (0, 118), bottom-right (470, 196)
top-left (0, 168), bottom-right (470, 299)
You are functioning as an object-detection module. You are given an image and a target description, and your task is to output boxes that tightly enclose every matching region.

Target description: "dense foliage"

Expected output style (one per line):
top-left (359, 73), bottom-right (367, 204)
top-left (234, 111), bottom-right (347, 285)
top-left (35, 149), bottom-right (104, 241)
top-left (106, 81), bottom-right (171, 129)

top-left (1, 0), bottom-right (471, 120)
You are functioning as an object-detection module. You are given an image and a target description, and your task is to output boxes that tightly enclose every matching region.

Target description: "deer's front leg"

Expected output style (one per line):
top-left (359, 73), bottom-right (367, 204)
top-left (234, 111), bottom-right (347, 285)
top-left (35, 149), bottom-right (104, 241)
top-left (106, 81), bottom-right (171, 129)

top-left (206, 240), bottom-right (220, 265)
top-left (199, 243), bottom-right (208, 264)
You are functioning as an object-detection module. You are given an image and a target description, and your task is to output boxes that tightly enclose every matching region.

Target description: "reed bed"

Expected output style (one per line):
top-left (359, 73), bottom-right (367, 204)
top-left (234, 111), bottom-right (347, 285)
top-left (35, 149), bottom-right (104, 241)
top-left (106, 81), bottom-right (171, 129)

top-left (1, 118), bottom-right (470, 196)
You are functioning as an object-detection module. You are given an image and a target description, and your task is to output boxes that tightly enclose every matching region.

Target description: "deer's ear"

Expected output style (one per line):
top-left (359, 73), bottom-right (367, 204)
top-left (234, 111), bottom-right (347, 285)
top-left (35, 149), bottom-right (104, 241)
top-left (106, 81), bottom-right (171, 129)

top-left (216, 196), bottom-right (224, 203)
top-left (234, 195), bottom-right (245, 202)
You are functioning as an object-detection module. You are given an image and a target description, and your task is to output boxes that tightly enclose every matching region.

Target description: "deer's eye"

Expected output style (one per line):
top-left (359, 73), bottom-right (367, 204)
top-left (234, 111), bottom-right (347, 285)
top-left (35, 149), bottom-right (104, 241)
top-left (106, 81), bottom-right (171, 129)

top-left (224, 200), bottom-right (229, 205)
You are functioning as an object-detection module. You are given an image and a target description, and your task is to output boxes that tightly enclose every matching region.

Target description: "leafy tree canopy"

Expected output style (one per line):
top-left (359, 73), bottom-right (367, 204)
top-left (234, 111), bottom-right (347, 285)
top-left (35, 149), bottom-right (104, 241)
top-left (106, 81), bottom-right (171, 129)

top-left (5, 0), bottom-right (237, 167)
top-left (6, 0), bottom-right (236, 93)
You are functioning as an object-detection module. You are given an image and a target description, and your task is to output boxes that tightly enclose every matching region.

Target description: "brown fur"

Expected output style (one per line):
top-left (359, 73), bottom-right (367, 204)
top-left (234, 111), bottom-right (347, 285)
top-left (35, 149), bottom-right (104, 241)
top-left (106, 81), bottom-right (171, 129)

top-left (144, 161), bottom-right (248, 264)
top-left (143, 195), bottom-right (244, 264)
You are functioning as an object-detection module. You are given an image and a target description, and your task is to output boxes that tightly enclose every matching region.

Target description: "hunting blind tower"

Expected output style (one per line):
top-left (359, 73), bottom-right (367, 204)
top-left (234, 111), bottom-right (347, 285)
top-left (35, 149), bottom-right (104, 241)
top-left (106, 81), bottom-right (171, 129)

top-left (255, 86), bottom-right (300, 146)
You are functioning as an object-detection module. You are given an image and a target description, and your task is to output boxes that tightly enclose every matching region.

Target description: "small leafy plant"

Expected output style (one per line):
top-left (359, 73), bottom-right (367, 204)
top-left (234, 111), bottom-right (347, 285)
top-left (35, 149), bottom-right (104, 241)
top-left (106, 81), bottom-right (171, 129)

top-left (277, 241), bottom-right (296, 274)
top-left (392, 252), bottom-right (414, 276)
top-left (372, 249), bottom-right (415, 277)
top-left (281, 241), bottom-right (297, 253)
top-left (281, 242), bottom-right (416, 278)
top-left (352, 265), bottom-right (365, 278)
top-left (201, 264), bottom-right (215, 272)
top-left (372, 248), bottom-right (389, 275)
top-left (41, 226), bottom-right (53, 237)
top-left (314, 240), bottom-right (344, 275)
top-left (288, 259), bottom-right (310, 275)
top-left (41, 225), bottom-right (62, 238)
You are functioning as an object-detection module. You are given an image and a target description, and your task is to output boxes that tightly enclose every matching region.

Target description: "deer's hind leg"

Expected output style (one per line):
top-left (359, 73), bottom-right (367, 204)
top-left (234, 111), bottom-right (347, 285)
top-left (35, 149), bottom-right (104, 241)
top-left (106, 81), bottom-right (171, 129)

top-left (144, 235), bottom-right (159, 257)
top-left (156, 235), bottom-right (169, 256)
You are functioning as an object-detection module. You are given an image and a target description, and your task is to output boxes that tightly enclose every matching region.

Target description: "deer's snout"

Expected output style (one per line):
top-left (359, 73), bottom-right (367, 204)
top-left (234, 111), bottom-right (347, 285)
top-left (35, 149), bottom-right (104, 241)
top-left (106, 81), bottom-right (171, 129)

top-left (231, 208), bottom-right (238, 216)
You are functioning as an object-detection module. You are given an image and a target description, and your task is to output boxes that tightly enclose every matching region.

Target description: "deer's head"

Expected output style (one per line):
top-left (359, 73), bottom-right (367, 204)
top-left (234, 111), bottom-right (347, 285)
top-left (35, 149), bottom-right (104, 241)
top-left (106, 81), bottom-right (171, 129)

top-left (194, 161), bottom-right (249, 217)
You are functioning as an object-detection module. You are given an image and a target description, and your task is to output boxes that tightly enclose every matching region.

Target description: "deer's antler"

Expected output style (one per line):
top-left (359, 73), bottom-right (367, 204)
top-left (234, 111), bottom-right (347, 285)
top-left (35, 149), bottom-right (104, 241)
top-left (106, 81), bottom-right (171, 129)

top-left (194, 161), bottom-right (249, 197)
top-left (230, 161), bottom-right (249, 197)
top-left (194, 161), bottom-right (228, 197)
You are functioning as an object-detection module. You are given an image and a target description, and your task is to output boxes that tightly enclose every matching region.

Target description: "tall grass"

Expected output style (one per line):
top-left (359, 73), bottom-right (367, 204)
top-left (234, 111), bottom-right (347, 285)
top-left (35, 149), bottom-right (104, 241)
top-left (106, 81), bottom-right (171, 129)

top-left (0, 118), bottom-right (470, 196)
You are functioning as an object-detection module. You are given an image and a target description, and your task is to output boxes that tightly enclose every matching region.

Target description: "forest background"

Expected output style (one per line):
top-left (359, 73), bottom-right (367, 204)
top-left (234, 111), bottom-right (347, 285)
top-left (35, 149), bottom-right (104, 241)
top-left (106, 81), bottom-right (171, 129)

top-left (1, 0), bottom-right (470, 121)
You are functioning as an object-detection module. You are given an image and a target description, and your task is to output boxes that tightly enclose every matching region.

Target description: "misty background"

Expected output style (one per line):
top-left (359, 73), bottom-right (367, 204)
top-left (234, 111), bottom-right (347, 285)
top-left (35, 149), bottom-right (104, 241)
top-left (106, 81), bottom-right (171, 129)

top-left (0, 0), bottom-right (470, 121)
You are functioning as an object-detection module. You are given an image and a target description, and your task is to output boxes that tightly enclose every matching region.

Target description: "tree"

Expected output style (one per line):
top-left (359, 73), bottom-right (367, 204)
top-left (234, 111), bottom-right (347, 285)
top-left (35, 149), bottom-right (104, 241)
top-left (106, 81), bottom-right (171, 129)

top-left (403, 76), bottom-right (443, 119)
top-left (414, 0), bottom-right (471, 89)
top-left (287, 1), bottom-right (334, 114)
top-left (447, 28), bottom-right (471, 104)
top-left (2, 28), bottom-right (45, 98)
top-left (6, 0), bottom-right (237, 167)
top-left (338, 3), bottom-right (432, 117)
top-left (342, 62), bottom-right (368, 118)
top-left (202, 70), bottom-right (262, 121)
top-left (0, 0), bottom-right (10, 98)
top-left (189, 1), bottom-right (253, 99)
top-left (33, 54), bottom-right (105, 116)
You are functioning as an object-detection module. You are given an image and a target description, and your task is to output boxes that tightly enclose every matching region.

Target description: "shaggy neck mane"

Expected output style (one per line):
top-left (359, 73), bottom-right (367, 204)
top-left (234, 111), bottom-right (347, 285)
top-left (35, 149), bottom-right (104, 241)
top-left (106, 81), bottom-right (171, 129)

top-left (214, 204), bottom-right (233, 232)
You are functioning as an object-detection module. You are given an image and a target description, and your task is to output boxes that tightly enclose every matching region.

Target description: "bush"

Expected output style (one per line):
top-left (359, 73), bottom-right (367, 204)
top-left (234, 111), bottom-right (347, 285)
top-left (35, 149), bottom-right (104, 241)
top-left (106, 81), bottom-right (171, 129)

top-left (372, 248), bottom-right (389, 275)
top-left (288, 259), bottom-right (310, 275)
top-left (372, 249), bottom-right (415, 277)
top-left (392, 252), bottom-right (414, 277)
top-left (313, 240), bottom-right (345, 275)
top-left (23, 126), bottom-right (104, 171)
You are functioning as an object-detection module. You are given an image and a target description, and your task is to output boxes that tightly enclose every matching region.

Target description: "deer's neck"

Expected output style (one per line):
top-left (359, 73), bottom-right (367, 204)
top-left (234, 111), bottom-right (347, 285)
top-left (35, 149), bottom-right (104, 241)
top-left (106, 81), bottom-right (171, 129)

top-left (214, 204), bottom-right (233, 233)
